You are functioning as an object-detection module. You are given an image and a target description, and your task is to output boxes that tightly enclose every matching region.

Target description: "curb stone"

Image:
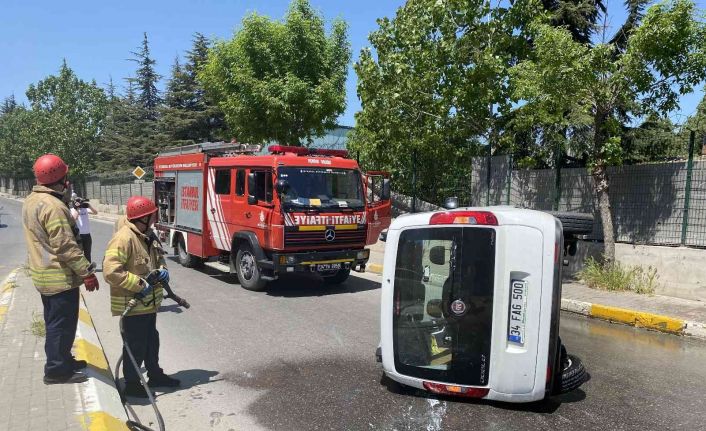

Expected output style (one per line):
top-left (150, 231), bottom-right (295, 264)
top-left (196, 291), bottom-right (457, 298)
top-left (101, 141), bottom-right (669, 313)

top-left (74, 293), bottom-right (130, 430)
top-left (0, 269), bottom-right (20, 327)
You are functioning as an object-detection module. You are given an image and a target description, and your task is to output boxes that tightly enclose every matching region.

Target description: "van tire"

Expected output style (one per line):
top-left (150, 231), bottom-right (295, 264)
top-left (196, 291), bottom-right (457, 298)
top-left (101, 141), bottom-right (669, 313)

top-left (235, 243), bottom-right (267, 291)
top-left (177, 235), bottom-right (202, 268)
top-left (323, 269), bottom-right (350, 285)
top-left (558, 354), bottom-right (587, 394)
top-left (548, 212), bottom-right (594, 235)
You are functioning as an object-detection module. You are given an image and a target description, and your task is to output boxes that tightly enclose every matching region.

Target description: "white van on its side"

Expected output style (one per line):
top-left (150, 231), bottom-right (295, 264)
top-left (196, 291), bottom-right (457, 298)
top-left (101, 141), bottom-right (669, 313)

top-left (378, 207), bottom-right (586, 403)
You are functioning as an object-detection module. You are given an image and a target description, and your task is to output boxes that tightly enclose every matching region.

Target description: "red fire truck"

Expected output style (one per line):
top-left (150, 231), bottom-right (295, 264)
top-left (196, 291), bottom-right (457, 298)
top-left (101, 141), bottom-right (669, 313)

top-left (153, 141), bottom-right (391, 291)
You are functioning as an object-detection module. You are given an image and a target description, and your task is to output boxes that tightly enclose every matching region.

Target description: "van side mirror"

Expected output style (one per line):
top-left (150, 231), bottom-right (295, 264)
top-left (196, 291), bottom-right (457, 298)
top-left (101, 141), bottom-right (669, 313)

top-left (444, 197), bottom-right (459, 209)
top-left (248, 173), bottom-right (257, 204)
top-left (381, 179), bottom-right (391, 201)
top-left (429, 246), bottom-right (446, 265)
top-left (275, 179), bottom-right (290, 194)
top-left (426, 299), bottom-right (443, 319)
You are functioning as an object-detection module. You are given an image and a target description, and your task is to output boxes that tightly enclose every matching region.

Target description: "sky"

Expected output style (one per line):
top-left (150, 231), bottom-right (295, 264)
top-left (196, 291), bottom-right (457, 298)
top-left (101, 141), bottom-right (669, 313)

top-left (1, 0), bottom-right (704, 127)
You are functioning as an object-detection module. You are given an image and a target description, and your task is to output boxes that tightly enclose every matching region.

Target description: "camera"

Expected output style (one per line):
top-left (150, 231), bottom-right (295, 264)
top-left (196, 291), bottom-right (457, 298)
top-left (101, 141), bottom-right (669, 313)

top-left (72, 196), bottom-right (91, 209)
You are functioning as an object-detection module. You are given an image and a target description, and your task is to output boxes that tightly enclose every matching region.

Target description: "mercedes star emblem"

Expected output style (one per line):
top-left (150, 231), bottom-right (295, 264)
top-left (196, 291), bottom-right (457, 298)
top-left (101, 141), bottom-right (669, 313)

top-left (325, 229), bottom-right (336, 242)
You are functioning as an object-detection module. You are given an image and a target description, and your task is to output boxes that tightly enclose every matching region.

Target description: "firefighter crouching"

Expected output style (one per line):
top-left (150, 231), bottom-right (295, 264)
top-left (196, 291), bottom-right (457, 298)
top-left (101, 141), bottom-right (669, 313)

top-left (103, 196), bottom-right (180, 398)
top-left (22, 154), bottom-right (100, 385)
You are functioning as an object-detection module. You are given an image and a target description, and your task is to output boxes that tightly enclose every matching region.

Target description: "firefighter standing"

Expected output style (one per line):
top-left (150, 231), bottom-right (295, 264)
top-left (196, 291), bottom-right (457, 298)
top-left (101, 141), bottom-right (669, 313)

top-left (103, 196), bottom-right (180, 398)
top-left (22, 154), bottom-right (100, 385)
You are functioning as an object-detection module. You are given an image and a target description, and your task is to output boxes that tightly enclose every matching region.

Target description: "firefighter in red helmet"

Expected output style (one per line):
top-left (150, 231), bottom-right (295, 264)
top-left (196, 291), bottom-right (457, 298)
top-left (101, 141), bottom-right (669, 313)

top-left (22, 154), bottom-right (100, 385)
top-left (103, 196), bottom-right (180, 398)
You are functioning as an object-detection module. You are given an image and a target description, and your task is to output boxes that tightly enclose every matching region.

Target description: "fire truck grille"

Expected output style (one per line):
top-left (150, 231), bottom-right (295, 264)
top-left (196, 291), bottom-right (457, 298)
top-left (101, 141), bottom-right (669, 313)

top-left (285, 228), bottom-right (367, 248)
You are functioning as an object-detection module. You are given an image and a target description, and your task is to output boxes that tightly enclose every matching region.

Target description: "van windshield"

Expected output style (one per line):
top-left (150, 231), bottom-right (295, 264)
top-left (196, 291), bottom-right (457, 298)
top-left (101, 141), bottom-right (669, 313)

top-left (277, 167), bottom-right (364, 210)
top-left (393, 227), bottom-right (495, 386)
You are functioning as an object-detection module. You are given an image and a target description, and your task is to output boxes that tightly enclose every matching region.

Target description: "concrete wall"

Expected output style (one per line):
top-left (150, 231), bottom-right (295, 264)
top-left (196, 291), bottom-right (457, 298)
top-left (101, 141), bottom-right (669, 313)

top-left (565, 241), bottom-right (706, 303)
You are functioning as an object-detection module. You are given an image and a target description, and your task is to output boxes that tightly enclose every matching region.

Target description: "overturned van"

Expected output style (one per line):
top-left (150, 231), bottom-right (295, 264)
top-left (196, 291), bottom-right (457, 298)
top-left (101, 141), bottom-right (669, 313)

top-left (378, 207), bottom-right (586, 402)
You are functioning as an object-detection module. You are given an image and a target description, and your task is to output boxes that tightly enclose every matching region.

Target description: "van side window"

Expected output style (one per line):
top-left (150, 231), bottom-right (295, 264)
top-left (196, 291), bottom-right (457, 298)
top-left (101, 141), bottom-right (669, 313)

top-left (235, 169), bottom-right (245, 196)
top-left (252, 170), bottom-right (273, 203)
top-left (215, 169), bottom-right (231, 195)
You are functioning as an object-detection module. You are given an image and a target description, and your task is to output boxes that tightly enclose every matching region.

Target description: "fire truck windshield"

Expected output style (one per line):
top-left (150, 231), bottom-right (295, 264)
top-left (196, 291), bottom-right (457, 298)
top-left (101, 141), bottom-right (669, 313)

top-left (277, 167), bottom-right (364, 210)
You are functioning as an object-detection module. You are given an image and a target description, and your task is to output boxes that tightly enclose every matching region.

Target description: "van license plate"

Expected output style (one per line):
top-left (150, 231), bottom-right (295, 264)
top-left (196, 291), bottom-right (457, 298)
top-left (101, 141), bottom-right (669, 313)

top-left (316, 263), bottom-right (341, 272)
top-left (508, 279), bottom-right (527, 345)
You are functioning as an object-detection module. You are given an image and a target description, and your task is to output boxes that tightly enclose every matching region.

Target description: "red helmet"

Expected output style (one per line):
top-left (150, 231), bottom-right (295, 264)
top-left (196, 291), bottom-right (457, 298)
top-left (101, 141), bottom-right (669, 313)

top-left (126, 196), bottom-right (158, 220)
top-left (33, 154), bottom-right (69, 185)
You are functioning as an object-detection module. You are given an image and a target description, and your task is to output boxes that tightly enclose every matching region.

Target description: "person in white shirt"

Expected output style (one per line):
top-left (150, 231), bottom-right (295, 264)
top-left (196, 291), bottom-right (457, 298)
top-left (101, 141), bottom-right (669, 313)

top-left (70, 193), bottom-right (98, 263)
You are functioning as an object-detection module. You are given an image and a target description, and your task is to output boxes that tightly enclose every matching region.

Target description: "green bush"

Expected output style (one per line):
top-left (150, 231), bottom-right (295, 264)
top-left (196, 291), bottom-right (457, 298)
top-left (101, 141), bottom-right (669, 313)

top-left (579, 257), bottom-right (658, 295)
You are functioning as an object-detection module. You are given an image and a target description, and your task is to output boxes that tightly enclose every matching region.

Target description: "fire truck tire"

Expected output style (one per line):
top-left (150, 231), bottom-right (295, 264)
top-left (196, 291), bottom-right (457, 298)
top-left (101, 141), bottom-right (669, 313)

top-left (323, 269), bottom-right (351, 285)
top-left (177, 235), bottom-right (202, 268)
top-left (235, 244), bottom-right (267, 291)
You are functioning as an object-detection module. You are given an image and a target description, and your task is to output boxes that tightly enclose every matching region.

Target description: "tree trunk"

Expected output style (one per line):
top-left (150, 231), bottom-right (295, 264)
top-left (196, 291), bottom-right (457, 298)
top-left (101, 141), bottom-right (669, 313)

top-left (592, 108), bottom-right (616, 265)
top-left (592, 162), bottom-right (615, 264)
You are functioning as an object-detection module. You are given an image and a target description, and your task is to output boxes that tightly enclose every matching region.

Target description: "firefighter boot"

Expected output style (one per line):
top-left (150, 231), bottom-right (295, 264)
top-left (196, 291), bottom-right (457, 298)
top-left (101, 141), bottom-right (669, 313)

top-left (148, 373), bottom-right (181, 388)
top-left (43, 371), bottom-right (88, 385)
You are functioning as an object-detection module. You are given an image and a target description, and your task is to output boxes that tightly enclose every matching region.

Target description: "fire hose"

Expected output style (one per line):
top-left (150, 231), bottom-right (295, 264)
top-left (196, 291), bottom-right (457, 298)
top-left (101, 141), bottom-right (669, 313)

top-left (114, 269), bottom-right (190, 431)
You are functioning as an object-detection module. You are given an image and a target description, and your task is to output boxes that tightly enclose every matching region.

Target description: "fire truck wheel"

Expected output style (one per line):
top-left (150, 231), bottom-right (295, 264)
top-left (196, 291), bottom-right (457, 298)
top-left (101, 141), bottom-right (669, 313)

top-left (177, 236), bottom-right (202, 268)
top-left (235, 244), bottom-right (267, 291)
top-left (323, 269), bottom-right (351, 285)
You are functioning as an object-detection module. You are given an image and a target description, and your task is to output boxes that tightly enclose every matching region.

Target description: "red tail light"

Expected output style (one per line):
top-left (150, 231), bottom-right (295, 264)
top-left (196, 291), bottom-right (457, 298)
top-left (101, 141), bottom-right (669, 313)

top-left (268, 145), bottom-right (308, 155)
top-left (423, 382), bottom-right (490, 398)
top-left (429, 211), bottom-right (498, 226)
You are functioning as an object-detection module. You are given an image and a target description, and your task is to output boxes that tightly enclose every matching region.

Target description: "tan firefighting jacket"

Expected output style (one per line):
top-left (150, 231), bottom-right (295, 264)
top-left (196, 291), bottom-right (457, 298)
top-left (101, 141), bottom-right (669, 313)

top-left (103, 220), bottom-right (166, 316)
top-left (22, 185), bottom-right (91, 295)
top-left (114, 215), bottom-right (128, 233)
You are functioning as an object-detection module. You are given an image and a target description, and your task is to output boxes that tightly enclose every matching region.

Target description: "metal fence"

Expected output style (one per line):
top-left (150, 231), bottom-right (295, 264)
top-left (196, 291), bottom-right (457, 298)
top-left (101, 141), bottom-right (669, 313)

top-left (397, 132), bottom-right (706, 248)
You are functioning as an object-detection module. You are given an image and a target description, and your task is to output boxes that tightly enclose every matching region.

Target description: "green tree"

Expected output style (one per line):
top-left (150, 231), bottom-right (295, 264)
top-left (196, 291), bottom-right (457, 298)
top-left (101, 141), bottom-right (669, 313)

top-left (130, 32), bottom-right (161, 121)
top-left (510, 0), bottom-right (706, 263)
top-left (350, 0), bottom-right (542, 203)
top-left (200, 0), bottom-right (351, 146)
top-left (96, 77), bottom-right (144, 171)
top-left (0, 102), bottom-right (36, 176)
top-left (25, 61), bottom-right (108, 178)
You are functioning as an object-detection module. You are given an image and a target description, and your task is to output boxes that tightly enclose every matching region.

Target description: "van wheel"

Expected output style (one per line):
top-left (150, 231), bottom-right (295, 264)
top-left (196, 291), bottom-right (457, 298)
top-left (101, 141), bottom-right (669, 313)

top-left (235, 244), bottom-right (267, 291)
top-left (558, 354), bottom-right (587, 394)
top-left (177, 236), bottom-right (202, 268)
top-left (323, 269), bottom-right (350, 285)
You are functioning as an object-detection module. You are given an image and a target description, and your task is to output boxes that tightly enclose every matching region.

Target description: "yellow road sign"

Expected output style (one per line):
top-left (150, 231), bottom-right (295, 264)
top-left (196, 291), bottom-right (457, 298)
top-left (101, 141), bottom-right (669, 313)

top-left (132, 166), bottom-right (146, 180)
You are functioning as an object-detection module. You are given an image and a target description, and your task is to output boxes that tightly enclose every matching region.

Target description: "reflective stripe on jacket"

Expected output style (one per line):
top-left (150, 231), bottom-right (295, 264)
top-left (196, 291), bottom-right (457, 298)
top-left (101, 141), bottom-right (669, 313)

top-left (103, 221), bottom-right (166, 316)
top-left (22, 185), bottom-right (91, 295)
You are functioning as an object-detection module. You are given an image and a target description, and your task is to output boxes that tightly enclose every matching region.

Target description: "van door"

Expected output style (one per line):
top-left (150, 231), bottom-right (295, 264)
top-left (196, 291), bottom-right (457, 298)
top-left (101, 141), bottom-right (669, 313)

top-left (365, 171), bottom-right (392, 244)
top-left (207, 167), bottom-right (234, 251)
top-left (246, 168), bottom-right (275, 248)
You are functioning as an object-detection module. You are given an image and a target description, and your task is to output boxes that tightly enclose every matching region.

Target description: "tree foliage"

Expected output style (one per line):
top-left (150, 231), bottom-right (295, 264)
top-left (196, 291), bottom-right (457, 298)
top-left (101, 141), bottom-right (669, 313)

top-left (510, 0), bottom-right (706, 262)
top-left (200, 0), bottom-right (351, 146)
top-left (349, 0), bottom-right (543, 202)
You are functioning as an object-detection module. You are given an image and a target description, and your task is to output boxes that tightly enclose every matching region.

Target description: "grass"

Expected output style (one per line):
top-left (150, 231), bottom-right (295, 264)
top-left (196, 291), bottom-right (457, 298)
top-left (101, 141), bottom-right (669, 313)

top-left (579, 257), bottom-right (659, 295)
top-left (29, 312), bottom-right (46, 337)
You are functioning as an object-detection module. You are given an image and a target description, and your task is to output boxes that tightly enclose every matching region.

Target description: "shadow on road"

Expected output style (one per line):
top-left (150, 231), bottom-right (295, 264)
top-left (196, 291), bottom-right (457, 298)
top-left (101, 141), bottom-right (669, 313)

top-left (166, 255), bottom-right (380, 297)
top-left (124, 369), bottom-right (222, 406)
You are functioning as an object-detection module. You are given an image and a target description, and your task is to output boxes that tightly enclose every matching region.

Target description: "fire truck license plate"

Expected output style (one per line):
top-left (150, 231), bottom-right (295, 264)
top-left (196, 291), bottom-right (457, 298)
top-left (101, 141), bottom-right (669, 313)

top-left (508, 280), bottom-right (527, 345)
top-left (315, 263), bottom-right (341, 272)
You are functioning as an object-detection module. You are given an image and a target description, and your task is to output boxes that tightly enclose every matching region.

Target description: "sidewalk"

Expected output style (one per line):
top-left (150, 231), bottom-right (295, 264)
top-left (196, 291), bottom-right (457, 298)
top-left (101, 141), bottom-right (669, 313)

top-left (366, 241), bottom-right (706, 339)
top-left (0, 269), bottom-right (128, 431)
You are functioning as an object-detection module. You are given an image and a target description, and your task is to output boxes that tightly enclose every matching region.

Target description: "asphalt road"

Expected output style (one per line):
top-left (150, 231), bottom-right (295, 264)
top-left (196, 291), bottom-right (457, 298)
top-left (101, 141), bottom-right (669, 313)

top-left (2, 195), bottom-right (706, 431)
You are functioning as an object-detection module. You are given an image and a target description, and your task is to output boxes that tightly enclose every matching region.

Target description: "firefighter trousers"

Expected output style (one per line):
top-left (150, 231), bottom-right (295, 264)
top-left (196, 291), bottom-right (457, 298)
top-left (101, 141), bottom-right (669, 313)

top-left (41, 288), bottom-right (79, 377)
top-left (122, 312), bottom-right (163, 384)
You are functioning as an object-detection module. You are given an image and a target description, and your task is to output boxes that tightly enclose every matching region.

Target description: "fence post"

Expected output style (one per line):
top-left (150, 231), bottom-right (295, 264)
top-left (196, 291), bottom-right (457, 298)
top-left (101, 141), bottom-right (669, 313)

top-left (506, 154), bottom-right (512, 205)
top-left (681, 130), bottom-right (696, 245)
top-left (485, 145), bottom-right (491, 206)
top-left (554, 142), bottom-right (562, 211)
top-left (411, 149), bottom-right (417, 213)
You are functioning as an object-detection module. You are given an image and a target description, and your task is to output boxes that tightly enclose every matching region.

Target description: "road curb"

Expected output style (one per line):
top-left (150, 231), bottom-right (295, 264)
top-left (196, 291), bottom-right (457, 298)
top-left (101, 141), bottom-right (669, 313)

top-left (0, 268), bottom-right (20, 327)
top-left (561, 298), bottom-right (705, 340)
top-left (368, 263), bottom-right (384, 275)
top-left (73, 293), bottom-right (130, 430)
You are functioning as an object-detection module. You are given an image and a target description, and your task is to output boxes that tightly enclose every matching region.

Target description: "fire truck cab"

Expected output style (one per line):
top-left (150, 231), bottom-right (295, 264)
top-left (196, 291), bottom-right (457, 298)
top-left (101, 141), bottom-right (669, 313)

top-left (153, 142), bottom-right (392, 291)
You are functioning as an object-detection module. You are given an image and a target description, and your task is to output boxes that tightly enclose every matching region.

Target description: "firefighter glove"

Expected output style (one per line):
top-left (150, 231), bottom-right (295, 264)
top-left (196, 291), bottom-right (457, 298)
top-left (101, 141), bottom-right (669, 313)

top-left (138, 279), bottom-right (153, 298)
top-left (83, 274), bottom-right (100, 292)
top-left (154, 268), bottom-right (169, 283)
